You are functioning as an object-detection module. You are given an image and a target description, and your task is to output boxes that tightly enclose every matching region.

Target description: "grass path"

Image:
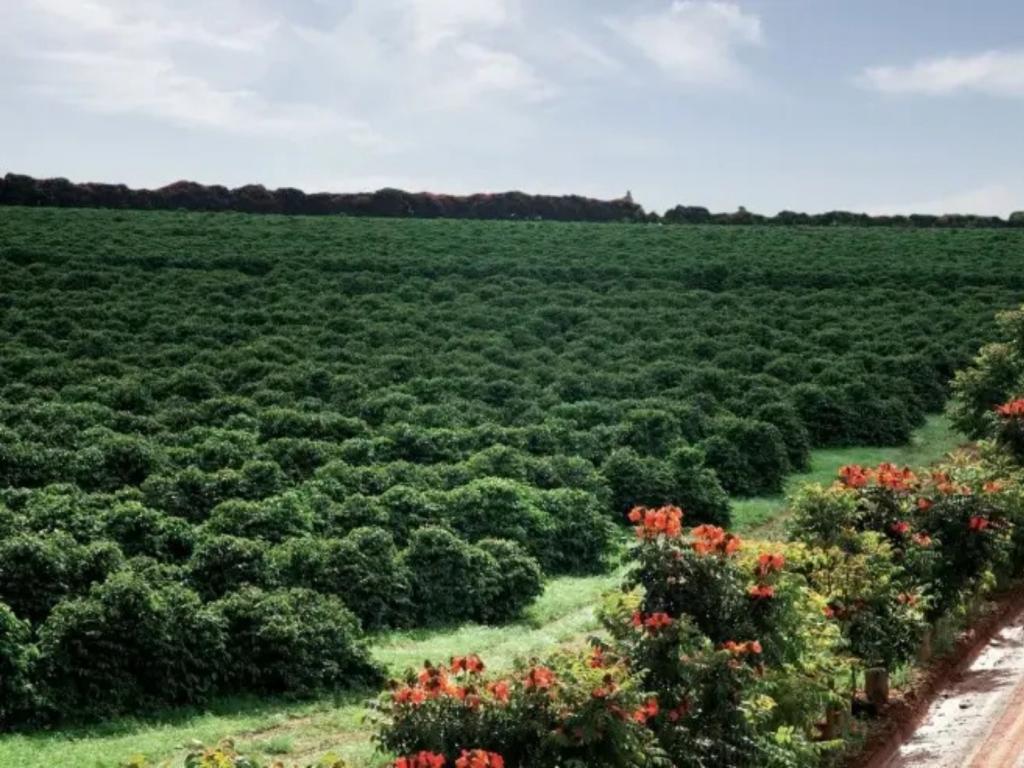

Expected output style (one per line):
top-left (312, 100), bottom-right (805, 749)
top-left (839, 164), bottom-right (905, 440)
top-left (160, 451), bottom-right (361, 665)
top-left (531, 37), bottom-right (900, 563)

top-left (731, 414), bottom-right (963, 537)
top-left (0, 416), bottom-right (962, 768)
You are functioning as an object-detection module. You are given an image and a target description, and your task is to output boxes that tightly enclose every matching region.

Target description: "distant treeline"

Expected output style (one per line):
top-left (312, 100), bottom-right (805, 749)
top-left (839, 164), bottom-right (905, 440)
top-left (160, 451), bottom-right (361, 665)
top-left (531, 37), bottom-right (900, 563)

top-left (0, 173), bottom-right (642, 222)
top-left (2, 172), bottom-right (1023, 227)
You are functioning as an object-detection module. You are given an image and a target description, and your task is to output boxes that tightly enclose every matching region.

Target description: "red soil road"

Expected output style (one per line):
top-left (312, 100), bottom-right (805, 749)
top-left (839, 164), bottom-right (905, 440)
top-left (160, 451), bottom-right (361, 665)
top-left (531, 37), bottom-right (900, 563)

top-left (882, 605), bottom-right (1024, 768)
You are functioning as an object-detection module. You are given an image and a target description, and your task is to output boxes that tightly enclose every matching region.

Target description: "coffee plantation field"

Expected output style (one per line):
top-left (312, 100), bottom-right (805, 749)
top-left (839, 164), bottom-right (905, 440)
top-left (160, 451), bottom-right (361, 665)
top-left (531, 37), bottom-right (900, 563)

top-left (0, 205), bottom-right (1023, 729)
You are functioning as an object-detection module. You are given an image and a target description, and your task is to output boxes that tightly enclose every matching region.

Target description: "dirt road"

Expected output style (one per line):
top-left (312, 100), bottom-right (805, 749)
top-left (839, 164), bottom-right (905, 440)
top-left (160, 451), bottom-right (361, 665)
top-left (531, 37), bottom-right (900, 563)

top-left (882, 605), bottom-right (1024, 768)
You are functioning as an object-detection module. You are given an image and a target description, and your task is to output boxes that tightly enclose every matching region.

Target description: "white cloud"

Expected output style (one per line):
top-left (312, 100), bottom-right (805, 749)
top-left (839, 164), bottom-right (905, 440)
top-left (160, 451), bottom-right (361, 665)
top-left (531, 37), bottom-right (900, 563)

top-left (609, 1), bottom-right (762, 86)
top-left (406, 0), bottom-right (514, 52)
top-left (859, 50), bottom-right (1024, 97)
top-left (27, 0), bottom-right (277, 53)
top-left (26, 49), bottom-right (381, 142)
top-left (291, 1), bottom-right (551, 110)
top-left (555, 30), bottom-right (622, 75)
top-left (9, 0), bottom-right (382, 142)
top-left (439, 42), bottom-right (555, 106)
top-left (861, 183), bottom-right (1022, 217)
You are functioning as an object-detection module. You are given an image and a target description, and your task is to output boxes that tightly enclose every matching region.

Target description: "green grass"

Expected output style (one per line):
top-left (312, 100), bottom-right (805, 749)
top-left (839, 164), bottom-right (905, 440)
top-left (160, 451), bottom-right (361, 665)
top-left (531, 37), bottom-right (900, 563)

top-left (0, 415), bottom-right (962, 768)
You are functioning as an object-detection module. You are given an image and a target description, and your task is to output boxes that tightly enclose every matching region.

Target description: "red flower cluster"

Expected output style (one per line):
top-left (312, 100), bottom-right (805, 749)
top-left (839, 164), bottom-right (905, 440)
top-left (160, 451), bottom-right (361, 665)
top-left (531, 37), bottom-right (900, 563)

top-left (395, 752), bottom-right (446, 768)
top-left (691, 525), bottom-right (742, 556)
top-left (875, 463), bottom-right (918, 492)
top-left (839, 463), bottom-right (917, 491)
top-left (932, 471), bottom-right (972, 496)
top-left (393, 660), bottom-right (496, 708)
top-left (721, 640), bottom-right (762, 656)
top-left (889, 520), bottom-right (911, 536)
top-left (450, 654), bottom-right (485, 674)
top-left (591, 675), bottom-right (618, 699)
top-left (748, 585), bottom-right (775, 600)
top-left (838, 464), bottom-right (872, 488)
top-left (748, 551), bottom-right (783, 601)
top-left (969, 516), bottom-right (991, 532)
top-left (755, 552), bottom-right (785, 578)
top-left (631, 696), bottom-right (659, 724)
top-left (523, 665), bottom-right (556, 691)
top-left (984, 480), bottom-right (1005, 494)
top-left (912, 532), bottom-right (932, 547)
top-left (632, 611), bottom-right (674, 631)
top-left (455, 750), bottom-right (505, 768)
top-left (628, 505), bottom-right (683, 539)
top-left (917, 497), bottom-right (933, 511)
top-left (486, 680), bottom-right (510, 703)
top-left (996, 399), bottom-right (1024, 418)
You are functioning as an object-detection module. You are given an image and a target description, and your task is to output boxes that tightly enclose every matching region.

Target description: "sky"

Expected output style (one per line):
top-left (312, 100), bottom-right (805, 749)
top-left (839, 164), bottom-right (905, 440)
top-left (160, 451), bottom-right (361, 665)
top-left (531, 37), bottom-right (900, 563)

top-left (2, 0), bottom-right (1024, 215)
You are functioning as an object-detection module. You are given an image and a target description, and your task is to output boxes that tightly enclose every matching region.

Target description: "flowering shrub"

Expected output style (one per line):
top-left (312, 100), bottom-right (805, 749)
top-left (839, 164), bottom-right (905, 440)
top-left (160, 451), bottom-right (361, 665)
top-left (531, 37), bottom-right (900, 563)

top-left (377, 506), bottom-right (832, 767)
top-left (793, 459), bottom-right (1015, 648)
top-left (374, 451), bottom-right (1024, 768)
top-left (995, 398), bottom-right (1024, 462)
top-left (374, 650), bottom-right (660, 767)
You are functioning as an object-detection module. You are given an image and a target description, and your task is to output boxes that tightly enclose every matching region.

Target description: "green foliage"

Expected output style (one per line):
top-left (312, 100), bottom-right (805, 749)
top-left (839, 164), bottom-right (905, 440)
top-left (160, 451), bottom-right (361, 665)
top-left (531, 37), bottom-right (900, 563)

top-left (269, 528), bottom-right (413, 630)
top-left (950, 305), bottom-right (1024, 440)
top-left (211, 587), bottom-right (381, 694)
top-left (101, 501), bottom-right (195, 561)
top-left (2, 209), bottom-right (1024, 733)
top-left (472, 539), bottom-right (544, 624)
top-left (403, 527), bottom-right (541, 626)
top-left (188, 534), bottom-right (270, 600)
top-left (602, 447), bottom-right (731, 526)
top-left (36, 571), bottom-right (226, 718)
top-left (0, 602), bottom-right (35, 724)
top-left (0, 531), bottom-right (79, 624)
top-left (787, 485), bottom-right (859, 549)
top-left (700, 417), bottom-right (790, 496)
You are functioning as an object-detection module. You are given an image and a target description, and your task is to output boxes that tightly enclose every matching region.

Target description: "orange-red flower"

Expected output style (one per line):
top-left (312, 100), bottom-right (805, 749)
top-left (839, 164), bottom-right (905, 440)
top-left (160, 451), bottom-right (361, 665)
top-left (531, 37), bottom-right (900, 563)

top-left (984, 480), bottom-right (1005, 494)
top-left (917, 497), bottom-right (933, 511)
top-left (629, 505), bottom-right (683, 539)
top-left (875, 463), bottom-right (918, 492)
top-left (395, 751), bottom-right (446, 768)
top-left (912, 532), bottom-right (932, 547)
top-left (897, 592), bottom-right (919, 607)
top-left (591, 675), bottom-right (617, 699)
top-left (755, 552), bottom-right (785, 578)
top-left (588, 645), bottom-right (605, 669)
top-left (632, 611), bottom-right (674, 631)
top-left (969, 516), bottom-right (991, 532)
top-left (455, 750), bottom-right (505, 768)
top-left (632, 697), bottom-right (659, 724)
top-left (996, 399), bottom-right (1024, 418)
top-left (748, 584), bottom-right (775, 600)
top-left (393, 685), bottom-right (427, 706)
top-left (450, 654), bottom-right (485, 675)
top-left (889, 520), bottom-right (911, 536)
top-left (523, 665), bottom-right (556, 690)
top-left (722, 640), bottom-right (762, 656)
top-left (691, 525), bottom-right (742, 556)
top-left (931, 471), bottom-right (970, 496)
top-left (486, 679), bottom-right (510, 703)
top-left (838, 464), bottom-right (872, 488)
